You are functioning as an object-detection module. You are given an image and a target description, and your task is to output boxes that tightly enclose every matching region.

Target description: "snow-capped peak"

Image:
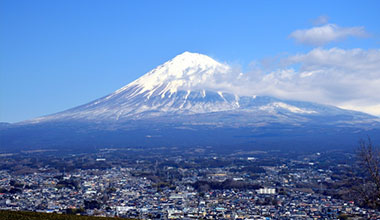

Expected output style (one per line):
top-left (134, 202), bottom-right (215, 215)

top-left (114, 51), bottom-right (230, 98)
top-left (23, 51), bottom-right (380, 125)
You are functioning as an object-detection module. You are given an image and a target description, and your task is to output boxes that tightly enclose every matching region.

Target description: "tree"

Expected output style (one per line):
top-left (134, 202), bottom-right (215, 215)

top-left (355, 138), bottom-right (380, 209)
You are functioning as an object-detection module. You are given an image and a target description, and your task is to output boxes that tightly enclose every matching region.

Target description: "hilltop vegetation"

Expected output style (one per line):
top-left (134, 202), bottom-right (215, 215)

top-left (0, 210), bottom-right (134, 220)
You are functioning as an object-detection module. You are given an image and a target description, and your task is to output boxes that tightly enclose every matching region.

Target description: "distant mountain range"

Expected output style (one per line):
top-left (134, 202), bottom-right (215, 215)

top-left (1, 52), bottom-right (379, 152)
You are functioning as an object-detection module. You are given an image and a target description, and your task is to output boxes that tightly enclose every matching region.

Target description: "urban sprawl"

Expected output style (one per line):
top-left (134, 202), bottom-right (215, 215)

top-left (0, 147), bottom-right (379, 219)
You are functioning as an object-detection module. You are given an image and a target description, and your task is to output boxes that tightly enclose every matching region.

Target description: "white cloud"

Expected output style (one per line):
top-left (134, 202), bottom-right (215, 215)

top-left (338, 104), bottom-right (380, 116)
top-left (289, 24), bottom-right (368, 46)
top-left (214, 48), bottom-right (380, 116)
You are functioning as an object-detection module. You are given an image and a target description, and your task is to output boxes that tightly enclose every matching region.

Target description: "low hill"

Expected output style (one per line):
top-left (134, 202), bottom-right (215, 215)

top-left (0, 210), bottom-right (134, 220)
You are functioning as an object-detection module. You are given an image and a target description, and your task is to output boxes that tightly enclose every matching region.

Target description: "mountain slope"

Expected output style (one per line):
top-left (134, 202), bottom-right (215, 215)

top-left (1, 52), bottom-right (379, 152)
top-left (27, 52), bottom-right (237, 122)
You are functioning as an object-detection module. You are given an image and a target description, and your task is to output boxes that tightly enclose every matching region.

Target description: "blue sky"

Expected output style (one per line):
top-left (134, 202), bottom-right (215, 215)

top-left (1, 0), bottom-right (380, 122)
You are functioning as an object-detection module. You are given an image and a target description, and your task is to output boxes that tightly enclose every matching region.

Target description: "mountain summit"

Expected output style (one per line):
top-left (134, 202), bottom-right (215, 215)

top-left (2, 52), bottom-right (379, 151)
top-left (124, 51), bottom-right (230, 96)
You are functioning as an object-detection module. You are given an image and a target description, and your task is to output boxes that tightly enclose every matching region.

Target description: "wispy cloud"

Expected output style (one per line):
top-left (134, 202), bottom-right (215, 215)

top-left (289, 24), bottom-right (368, 46)
top-left (312, 15), bottom-right (329, 25)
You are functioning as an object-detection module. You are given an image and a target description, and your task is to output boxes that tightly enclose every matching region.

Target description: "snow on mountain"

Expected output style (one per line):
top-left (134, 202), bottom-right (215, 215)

top-left (116, 51), bottom-right (231, 98)
top-left (260, 102), bottom-right (317, 114)
top-left (24, 52), bottom-right (376, 124)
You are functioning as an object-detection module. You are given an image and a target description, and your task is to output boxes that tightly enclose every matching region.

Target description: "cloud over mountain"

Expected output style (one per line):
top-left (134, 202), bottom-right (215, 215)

top-left (220, 48), bottom-right (380, 116)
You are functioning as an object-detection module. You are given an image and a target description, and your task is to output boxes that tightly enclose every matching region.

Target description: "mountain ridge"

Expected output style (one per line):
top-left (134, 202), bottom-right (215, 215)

top-left (1, 52), bottom-right (379, 151)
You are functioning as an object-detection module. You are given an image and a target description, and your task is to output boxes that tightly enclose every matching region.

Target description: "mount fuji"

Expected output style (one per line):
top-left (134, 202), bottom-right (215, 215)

top-left (1, 52), bottom-right (379, 152)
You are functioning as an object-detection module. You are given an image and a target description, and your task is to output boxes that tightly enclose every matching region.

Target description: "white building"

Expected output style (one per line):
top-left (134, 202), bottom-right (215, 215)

top-left (256, 188), bottom-right (276, 194)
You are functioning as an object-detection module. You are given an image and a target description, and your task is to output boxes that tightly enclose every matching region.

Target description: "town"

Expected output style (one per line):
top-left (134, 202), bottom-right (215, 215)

top-left (0, 147), bottom-right (379, 219)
